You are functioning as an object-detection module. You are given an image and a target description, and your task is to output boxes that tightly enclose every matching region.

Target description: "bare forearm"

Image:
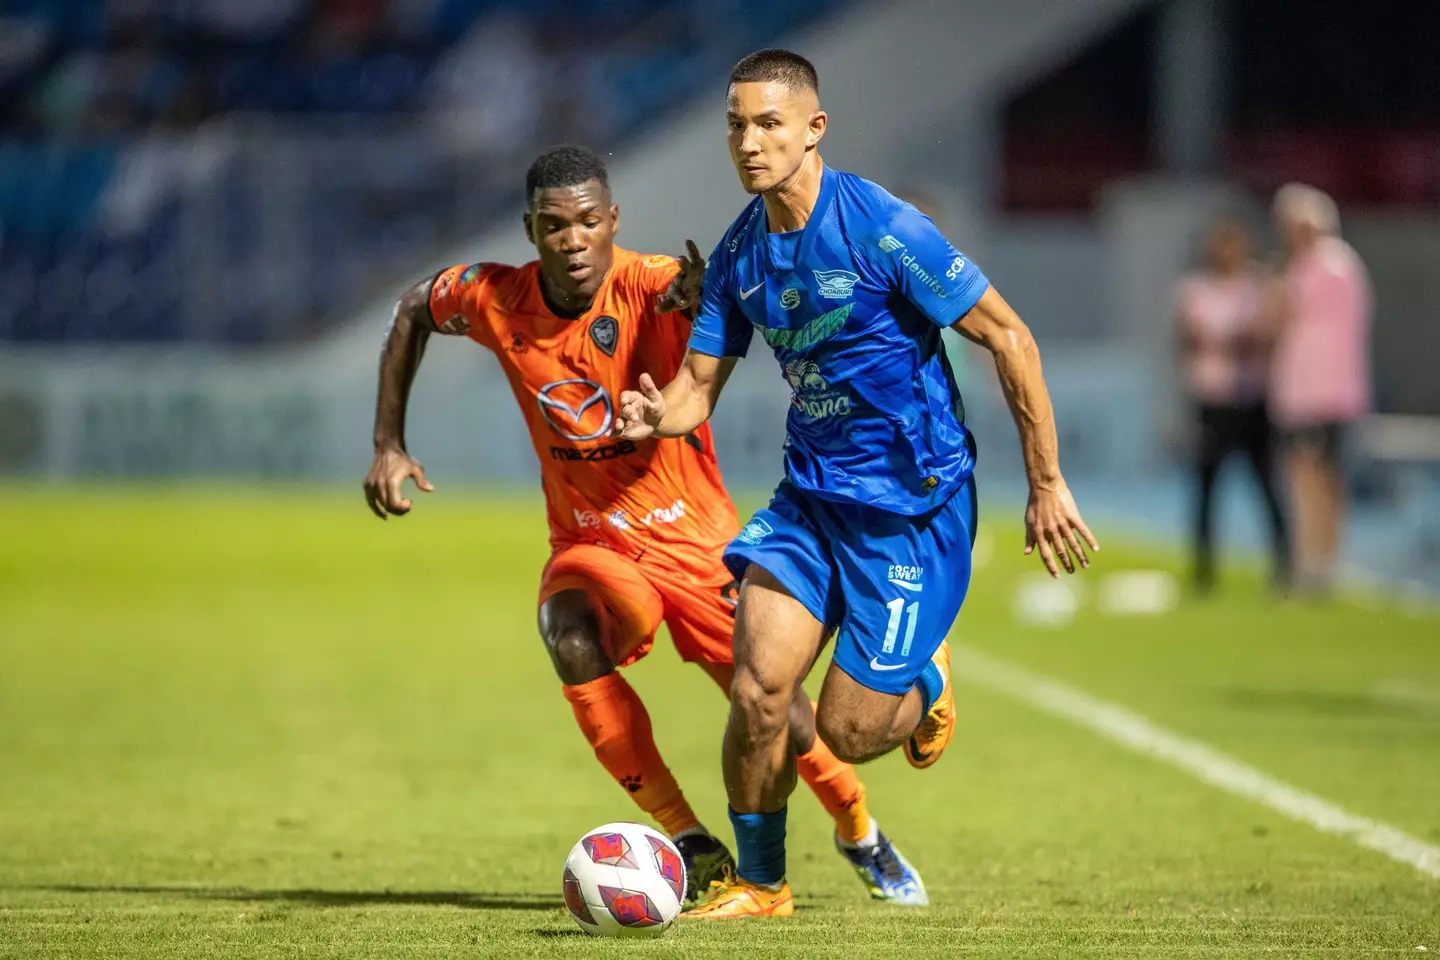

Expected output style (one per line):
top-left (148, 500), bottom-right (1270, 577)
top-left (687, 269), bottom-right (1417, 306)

top-left (952, 287), bottom-right (1062, 490)
top-left (655, 365), bottom-right (714, 438)
top-left (615, 351), bottom-right (734, 442)
top-left (993, 331), bottom-right (1060, 488)
top-left (373, 306), bottom-right (430, 452)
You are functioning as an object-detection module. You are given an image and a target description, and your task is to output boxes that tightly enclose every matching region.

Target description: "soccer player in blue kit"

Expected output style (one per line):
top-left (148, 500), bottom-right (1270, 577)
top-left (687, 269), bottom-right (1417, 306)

top-left (613, 49), bottom-right (1099, 917)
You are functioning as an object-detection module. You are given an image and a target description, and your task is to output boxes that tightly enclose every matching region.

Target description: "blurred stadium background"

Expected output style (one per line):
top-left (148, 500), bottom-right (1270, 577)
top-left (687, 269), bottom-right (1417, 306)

top-left (2, 0), bottom-right (1438, 955)
top-left (2, 0), bottom-right (1438, 588)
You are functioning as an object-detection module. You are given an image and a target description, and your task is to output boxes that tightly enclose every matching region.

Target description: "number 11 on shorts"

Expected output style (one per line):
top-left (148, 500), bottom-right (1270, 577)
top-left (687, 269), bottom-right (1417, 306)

top-left (883, 598), bottom-right (920, 657)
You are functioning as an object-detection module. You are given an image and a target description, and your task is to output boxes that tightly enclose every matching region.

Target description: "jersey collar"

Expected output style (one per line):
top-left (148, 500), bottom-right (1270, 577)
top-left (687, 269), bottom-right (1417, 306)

top-left (532, 257), bottom-right (619, 328)
top-left (759, 163), bottom-right (836, 275)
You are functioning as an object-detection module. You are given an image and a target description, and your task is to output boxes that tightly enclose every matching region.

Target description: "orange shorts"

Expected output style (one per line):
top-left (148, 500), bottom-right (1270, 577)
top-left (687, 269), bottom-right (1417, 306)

top-left (538, 542), bottom-right (738, 668)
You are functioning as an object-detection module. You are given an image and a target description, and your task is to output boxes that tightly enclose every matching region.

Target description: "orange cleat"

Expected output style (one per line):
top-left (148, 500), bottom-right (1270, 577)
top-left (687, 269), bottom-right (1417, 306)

top-left (904, 639), bottom-right (954, 768)
top-left (681, 876), bottom-right (795, 919)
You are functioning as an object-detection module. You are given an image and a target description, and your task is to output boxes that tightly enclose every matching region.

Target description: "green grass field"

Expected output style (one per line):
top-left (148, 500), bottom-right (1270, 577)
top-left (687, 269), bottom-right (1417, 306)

top-left (2, 487), bottom-right (1437, 958)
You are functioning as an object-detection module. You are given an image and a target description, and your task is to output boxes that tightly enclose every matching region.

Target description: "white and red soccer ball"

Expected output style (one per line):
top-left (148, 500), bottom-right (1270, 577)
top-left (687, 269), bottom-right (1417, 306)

top-left (562, 822), bottom-right (686, 937)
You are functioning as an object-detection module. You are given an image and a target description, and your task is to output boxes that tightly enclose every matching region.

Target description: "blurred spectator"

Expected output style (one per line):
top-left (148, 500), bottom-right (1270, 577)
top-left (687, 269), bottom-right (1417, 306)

top-left (192, 0), bottom-right (307, 41)
top-left (1269, 183), bottom-right (1373, 597)
top-left (1, 0), bottom-right (843, 343)
top-left (1175, 216), bottom-right (1289, 594)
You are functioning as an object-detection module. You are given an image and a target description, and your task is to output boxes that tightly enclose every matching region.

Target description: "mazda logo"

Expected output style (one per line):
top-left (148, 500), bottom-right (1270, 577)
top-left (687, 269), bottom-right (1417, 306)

top-left (536, 379), bottom-right (613, 442)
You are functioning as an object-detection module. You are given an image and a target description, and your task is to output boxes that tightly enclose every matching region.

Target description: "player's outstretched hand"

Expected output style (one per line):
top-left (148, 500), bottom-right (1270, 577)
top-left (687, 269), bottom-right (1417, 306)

top-left (655, 240), bottom-right (705, 314)
top-left (363, 446), bottom-right (434, 520)
top-left (1024, 479), bottom-right (1099, 576)
top-left (613, 373), bottom-right (667, 440)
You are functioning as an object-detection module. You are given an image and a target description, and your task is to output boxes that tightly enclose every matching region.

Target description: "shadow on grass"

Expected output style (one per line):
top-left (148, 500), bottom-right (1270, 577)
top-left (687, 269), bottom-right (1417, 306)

top-left (32, 885), bottom-right (560, 912)
top-left (1220, 687), bottom-right (1430, 720)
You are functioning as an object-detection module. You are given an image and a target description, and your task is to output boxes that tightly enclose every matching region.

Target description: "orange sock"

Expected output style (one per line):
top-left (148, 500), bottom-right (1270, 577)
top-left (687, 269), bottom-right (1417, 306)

top-left (563, 672), bottom-right (700, 837)
top-left (798, 735), bottom-right (871, 843)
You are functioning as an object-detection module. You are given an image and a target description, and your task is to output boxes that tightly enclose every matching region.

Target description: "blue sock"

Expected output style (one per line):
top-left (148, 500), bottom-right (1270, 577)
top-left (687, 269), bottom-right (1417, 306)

top-left (729, 806), bottom-right (787, 886)
top-left (915, 660), bottom-right (946, 717)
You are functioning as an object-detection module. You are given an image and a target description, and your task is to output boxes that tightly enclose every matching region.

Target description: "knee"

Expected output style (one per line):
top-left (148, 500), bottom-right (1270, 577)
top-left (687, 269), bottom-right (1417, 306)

top-left (538, 592), bottom-right (611, 685)
top-left (730, 664), bottom-right (794, 740)
top-left (815, 703), bottom-right (884, 765)
top-left (787, 689), bottom-right (816, 756)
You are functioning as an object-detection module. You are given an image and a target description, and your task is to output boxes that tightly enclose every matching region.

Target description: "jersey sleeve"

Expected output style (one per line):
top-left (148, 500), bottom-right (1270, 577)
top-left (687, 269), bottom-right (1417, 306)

top-left (627, 253), bottom-right (682, 308)
top-left (428, 262), bottom-right (501, 350)
top-left (687, 241), bottom-right (753, 358)
top-left (865, 203), bottom-right (990, 328)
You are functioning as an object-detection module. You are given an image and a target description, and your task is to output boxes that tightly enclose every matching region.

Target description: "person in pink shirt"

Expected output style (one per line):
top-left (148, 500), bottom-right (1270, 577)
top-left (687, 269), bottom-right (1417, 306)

top-left (1269, 184), bottom-right (1373, 596)
top-left (1176, 216), bottom-right (1289, 593)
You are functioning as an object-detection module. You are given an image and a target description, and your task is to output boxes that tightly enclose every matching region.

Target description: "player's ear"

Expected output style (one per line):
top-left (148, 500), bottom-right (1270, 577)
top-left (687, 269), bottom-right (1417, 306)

top-left (522, 211), bottom-right (534, 244)
top-left (609, 202), bottom-right (620, 237)
top-left (806, 110), bottom-right (827, 149)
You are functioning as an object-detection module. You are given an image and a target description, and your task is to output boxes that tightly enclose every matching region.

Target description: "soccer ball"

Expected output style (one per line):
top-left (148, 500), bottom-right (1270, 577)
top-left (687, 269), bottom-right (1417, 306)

top-left (562, 821), bottom-right (685, 937)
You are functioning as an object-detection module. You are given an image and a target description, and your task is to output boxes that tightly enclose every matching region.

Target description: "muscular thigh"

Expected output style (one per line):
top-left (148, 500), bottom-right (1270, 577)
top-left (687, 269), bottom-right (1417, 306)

top-left (731, 563), bottom-right (828, 697)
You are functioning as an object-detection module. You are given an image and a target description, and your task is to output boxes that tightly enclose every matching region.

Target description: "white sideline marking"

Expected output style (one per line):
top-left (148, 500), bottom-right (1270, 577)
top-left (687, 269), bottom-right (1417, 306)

top-left (953, 646), bottom-right (1440, 880)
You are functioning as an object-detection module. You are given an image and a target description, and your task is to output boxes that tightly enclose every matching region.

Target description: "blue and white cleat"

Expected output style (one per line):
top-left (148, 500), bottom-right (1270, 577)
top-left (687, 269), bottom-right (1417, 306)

top-left (834, 828), bottom-right (929, 906)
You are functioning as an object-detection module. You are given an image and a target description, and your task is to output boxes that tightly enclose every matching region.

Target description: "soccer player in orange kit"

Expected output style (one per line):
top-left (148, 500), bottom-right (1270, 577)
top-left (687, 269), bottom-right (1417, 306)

top-left (362, 145), bottom-right (929, 906)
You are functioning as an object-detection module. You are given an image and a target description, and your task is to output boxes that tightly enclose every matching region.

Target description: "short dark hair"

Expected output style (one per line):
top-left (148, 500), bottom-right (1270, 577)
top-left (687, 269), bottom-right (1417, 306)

top-left (729, 48), bottom-right (818, 95)
top-left (525, 145), bottom-right (609, 203)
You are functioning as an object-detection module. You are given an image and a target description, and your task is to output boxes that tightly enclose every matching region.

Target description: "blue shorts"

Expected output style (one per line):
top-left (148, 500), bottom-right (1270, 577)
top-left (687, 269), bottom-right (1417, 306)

top-left (723, 478), bottom-right (977, 695)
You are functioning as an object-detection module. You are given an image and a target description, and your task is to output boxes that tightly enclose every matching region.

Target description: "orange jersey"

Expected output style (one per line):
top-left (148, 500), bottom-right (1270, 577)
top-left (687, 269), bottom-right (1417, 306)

top-left (429, 247), bottom-right (740, 567)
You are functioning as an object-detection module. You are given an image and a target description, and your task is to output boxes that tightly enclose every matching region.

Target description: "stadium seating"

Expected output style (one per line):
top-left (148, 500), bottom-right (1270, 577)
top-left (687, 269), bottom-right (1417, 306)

top-left (0, 0), bottom-right (845, 343)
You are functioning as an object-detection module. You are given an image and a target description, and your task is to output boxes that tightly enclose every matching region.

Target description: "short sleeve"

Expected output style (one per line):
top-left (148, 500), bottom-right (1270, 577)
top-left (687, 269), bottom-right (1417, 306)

top-left (867, 204), bottom-right (989, 327)
top-left (429, 262), bottom-right (500, 350)
top-left (687, 241), bottom-right (753, 358)
top-left (627, 253), bottom-right (682, 309)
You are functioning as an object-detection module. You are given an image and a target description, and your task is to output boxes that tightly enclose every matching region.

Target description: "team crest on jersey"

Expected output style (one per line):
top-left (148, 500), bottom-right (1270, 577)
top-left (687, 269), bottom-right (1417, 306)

top-left (508, 332), bottom-right (530, 354)
top-left (589, 315), bottom-right (618, 356)
top-left (813, 269), bottom-right (860, 300)
top-left (737, 517), bottom-right (774, 545)
top-left (459, 263), bottom-right (483, 284)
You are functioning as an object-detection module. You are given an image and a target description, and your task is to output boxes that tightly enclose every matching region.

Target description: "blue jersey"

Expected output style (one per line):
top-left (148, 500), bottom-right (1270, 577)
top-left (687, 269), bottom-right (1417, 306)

top-left (690, 165), bottom-right (991, 515)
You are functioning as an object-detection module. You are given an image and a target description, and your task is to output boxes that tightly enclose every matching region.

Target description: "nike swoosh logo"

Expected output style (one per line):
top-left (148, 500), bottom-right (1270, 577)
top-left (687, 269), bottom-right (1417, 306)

top-left (888, 579), bottom-right (922, 592)
top-left (737, 282), bottom-right (765, 300)
top-left (869, 657), bottom-right (906, 672)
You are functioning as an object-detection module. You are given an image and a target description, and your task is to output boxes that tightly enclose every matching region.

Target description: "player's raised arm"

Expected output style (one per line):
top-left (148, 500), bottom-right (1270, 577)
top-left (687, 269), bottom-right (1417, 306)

top-left (364, 273), bottom-right (439, 520)
top-left (613, 350), bottom-right (737, 441)
top-left (618, 229), bottom-right (749, 441)
top-left (952, 286), bottom-right (1099, 576)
